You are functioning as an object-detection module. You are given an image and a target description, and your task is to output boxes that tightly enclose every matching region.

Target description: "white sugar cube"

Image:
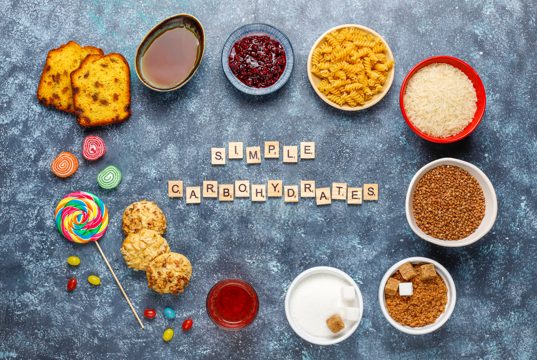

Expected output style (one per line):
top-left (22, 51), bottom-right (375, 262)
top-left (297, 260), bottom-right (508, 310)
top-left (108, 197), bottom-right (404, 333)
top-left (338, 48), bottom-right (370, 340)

top-left (399, 282), bottom-right (413, 296)
top-left (341, 286), bottom-right (356, 302)
top-left (342, 307), bottom-right (361, 321)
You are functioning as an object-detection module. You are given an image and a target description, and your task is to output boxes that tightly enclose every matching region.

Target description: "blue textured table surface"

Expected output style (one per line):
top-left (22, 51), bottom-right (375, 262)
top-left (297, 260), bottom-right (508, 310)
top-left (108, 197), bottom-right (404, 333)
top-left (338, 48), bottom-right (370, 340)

top-left (0, 0), bottom-right (536, 359)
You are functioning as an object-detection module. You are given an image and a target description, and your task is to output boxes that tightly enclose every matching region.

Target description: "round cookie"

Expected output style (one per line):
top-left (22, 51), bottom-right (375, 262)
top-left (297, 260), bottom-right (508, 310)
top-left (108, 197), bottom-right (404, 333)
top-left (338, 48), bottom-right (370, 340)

top-left (122, 200), bottom-right (167, 235)
top-left (146, 252), bottom-right (192, 295)
top-left (120, 229), bottom-right (170, 271)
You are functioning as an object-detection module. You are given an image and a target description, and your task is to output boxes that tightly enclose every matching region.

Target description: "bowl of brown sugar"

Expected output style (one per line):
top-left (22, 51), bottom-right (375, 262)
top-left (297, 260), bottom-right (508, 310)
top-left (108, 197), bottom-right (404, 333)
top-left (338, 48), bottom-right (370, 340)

top-left (378, 257), bottom-right (456, 335)
top-left (406, 158), bottom-right (497, 247)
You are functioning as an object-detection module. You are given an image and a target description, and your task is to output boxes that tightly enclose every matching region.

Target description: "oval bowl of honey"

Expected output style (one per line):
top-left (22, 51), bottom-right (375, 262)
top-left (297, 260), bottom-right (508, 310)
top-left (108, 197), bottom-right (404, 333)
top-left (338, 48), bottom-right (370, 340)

top-left (135, 14), bottom-right (205, 92)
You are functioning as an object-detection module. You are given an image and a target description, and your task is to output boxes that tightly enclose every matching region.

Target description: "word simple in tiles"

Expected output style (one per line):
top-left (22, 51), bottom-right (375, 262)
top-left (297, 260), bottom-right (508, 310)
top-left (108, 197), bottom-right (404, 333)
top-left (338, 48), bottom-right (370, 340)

top-left (212, 141), bottom-right (315, 165)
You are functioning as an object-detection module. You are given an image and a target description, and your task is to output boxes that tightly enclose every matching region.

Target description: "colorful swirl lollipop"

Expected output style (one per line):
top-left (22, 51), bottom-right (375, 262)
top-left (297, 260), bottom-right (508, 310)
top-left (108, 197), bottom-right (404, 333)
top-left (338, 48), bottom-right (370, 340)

top-left (54, 191), bottom-right (144, 328)
top-left (82, 135), bottom-right (106, 161)
top-left (51, 152), bottom-right (79, 178)
top-left (54, 191), bottom-right (109, 244)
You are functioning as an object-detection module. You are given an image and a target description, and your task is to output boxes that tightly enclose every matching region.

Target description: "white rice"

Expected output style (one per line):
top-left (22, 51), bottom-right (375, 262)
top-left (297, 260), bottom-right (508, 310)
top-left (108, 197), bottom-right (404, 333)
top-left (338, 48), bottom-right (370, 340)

top-left (404, 63), bottom-right (477, 138)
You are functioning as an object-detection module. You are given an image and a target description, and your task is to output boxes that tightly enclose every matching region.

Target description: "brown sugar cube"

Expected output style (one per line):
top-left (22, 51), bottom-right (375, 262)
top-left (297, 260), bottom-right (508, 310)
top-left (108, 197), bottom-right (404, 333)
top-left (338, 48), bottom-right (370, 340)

top-left (384, 277), bottom-right (399, 297)
top-left (326, 314), bottom-right (345, 334)
top-left (398, 262), bottom-right (418, 280)
top-left (419, 263), bottom-right (437, 281)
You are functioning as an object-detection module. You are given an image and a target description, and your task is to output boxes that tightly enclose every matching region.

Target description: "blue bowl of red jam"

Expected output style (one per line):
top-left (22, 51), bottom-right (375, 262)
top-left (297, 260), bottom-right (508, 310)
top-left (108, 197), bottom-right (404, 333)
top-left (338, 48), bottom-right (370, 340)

top-left (222, 23), bottom-right (294, 95)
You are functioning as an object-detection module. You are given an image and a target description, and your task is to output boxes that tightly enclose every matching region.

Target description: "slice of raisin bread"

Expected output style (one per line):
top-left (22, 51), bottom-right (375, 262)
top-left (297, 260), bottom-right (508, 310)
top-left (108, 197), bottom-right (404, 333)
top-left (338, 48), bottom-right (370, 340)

top-left (37, 41), bottom-right (103, 113)
top-left (71, 53), bottom-right (131, 127)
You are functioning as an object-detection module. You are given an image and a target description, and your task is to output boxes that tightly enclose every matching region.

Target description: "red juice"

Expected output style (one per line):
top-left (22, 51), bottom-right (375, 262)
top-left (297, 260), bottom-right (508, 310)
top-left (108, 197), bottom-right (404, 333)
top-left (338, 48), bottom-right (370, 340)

top-left (206, 279), bottom-right (258, 330)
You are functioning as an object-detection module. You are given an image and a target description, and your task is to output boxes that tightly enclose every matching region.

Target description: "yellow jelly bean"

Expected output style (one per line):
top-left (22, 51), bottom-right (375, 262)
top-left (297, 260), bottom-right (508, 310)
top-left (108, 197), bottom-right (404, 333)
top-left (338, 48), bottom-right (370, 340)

top-left (87, 275), bottom-right (101, 286)
top-left (162, 328), bottom-right (174, 342)
top-left (67, 256), bottom-right (80, 267)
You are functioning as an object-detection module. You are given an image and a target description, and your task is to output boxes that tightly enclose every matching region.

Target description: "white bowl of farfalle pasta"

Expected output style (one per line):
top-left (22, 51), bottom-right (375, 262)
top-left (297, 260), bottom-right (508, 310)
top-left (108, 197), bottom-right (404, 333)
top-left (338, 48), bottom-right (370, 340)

top-left (308, 24), bottom-right (395, 111)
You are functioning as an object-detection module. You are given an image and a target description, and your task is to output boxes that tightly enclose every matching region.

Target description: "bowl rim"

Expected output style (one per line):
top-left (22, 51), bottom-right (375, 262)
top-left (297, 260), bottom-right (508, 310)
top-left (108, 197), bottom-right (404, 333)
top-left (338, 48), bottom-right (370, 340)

top-left (284, 266), bottom-right (363, 346)
top-left (306, 23), bottom-right (395, 111)
top-left (378, 257), bottom-right (457, 335)
top-left (399, 55), bottom-right (487, 143)
top-left (405, 157), bottom-right (498, 247)
top-left (135, 13), bottom-right (205, 92)
top-left (221, 23), bottom-right (294, 96)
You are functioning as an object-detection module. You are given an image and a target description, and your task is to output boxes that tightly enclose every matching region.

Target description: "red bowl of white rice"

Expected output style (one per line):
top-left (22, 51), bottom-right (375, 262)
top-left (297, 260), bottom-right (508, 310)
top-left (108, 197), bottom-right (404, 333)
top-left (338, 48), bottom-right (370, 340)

top-left (400, 56), bottom-right (486, 143)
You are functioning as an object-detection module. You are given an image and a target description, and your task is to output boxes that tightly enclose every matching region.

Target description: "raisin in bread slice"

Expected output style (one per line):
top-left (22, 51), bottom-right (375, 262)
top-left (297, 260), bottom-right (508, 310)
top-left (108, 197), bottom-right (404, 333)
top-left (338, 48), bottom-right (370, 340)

top-left (71, 53), bottom-right (131, 127)
top-left (37, 41), bottom-right (103, 113)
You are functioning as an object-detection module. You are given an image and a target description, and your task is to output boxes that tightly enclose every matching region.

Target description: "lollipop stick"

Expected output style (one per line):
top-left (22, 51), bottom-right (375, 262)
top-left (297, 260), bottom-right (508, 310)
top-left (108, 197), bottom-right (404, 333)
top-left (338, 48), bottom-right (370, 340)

top-left (94, 241), bottom-right (145, 329)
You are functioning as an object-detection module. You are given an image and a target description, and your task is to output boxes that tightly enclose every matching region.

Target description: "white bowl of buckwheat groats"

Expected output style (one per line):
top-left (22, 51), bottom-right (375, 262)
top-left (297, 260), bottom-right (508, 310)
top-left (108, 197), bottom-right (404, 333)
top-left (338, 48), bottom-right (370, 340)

top-left (406, 158), bottom-right (497, 247)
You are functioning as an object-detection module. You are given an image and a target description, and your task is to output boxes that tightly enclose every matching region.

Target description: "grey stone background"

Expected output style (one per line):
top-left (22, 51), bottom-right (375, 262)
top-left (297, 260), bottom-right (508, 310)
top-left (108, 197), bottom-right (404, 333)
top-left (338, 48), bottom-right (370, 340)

top-left (0, 0), bottom-right (535, 359)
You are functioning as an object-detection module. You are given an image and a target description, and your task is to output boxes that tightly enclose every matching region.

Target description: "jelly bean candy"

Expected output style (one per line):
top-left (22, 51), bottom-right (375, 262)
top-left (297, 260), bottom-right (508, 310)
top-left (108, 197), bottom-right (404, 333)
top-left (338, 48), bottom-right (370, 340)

top-left (182, 318), bottom-right (193, 331)
top-left (87, 275), bottom-right (101, 286)
top-left (67, 256), bottom-right (80, 267)
top-left (162, 328), bottom-right (174, 342)
top-left (163, 307), bottom-right (176, 319)
top-left (144, 308), bottom-right (156, 320)
top-left (67, 277), bottom-right (77, 292)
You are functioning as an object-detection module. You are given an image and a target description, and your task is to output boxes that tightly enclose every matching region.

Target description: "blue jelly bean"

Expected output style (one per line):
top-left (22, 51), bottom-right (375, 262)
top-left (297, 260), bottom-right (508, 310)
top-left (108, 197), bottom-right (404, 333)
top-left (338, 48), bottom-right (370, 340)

top-left (163, 307), bottom-right (176, 319)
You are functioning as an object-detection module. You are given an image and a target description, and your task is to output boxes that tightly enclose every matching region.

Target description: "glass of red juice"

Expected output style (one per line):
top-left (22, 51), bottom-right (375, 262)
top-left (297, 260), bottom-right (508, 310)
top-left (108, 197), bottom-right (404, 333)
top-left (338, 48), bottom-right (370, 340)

top-left (206, 279), bottom-right (259, 330)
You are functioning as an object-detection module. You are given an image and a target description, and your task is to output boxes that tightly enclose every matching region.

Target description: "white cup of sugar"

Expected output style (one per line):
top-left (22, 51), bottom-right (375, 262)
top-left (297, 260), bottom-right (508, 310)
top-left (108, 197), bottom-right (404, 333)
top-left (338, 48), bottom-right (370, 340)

top-left (285, 266), bottom-right (363, 345)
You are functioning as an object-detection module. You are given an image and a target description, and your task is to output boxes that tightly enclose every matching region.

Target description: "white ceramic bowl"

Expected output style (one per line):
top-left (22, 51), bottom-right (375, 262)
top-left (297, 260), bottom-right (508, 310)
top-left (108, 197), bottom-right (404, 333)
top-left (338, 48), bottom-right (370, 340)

top-left (378, 257), bottom-right (456, 335)
top-left (285, 266), bottom-right (363, 345)
top-left (307, 24), bottom-right (395, 111)
top-left (406, 158), bottom-right (498, 247)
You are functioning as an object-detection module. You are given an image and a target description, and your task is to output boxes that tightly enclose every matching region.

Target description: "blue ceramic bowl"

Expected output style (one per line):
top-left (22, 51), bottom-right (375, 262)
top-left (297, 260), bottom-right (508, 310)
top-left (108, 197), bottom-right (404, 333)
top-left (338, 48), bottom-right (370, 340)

top-left (222, 23), bottom-right (294, 95)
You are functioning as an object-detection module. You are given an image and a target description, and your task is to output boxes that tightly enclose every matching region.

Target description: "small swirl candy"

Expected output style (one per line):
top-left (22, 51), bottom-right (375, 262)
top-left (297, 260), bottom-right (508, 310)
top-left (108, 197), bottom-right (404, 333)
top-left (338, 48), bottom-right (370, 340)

top-left (51, 152), bottom-right (79, 178)
top-left (97, 165), bottom-right (122, 189)
top-left (82, 135), bottom-right (106, 161)
top-left (54, 191), bottom-right (109, 244)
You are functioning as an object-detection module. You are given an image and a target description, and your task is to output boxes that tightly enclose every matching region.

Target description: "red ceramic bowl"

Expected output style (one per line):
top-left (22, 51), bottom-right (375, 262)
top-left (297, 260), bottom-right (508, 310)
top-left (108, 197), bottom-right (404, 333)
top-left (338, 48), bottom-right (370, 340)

top-left (400, 56), bottom-right (486, 144)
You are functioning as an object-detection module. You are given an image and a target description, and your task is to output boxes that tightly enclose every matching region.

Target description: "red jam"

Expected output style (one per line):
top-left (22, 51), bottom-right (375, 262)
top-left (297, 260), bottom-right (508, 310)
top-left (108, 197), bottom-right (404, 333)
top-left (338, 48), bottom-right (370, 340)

top-left (206, 279), bottom-right (258, 330)
top-left (228, 34), bottom-right (286, 88)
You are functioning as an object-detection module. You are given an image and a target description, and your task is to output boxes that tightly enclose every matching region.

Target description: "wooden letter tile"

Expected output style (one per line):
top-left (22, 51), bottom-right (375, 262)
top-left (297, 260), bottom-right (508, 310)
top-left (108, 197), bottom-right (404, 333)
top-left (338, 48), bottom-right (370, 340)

top-left (168, 180), bottom-right (183, 198)
top-left (300, 142), bottom-right (315, 160)
top-left (316, 187), bottom-right (332, 206)
top-left (251, 184), bottom-right (266, 202)
top-left (332, 182), bottom-right (347, 201)
top-left (284, 185), bottom-right (299, 203)
top-left (264, 141), bottom-right (280, 159)
top-left (218, 184), bottom-right (234, 202)
top-left (228, 142), bottom-right (244, 160)
top-left (267, 180), bottom-right (283, 197)
top-left (300, 180), bottom-right (316, 198)
top-left (363, 184), bottom-right (379, 201)
top-left (211, 147), bottom-right (226, 166)
top-left (186, 186), bottom-right (201, 204)
top-left (202, 181), bottom-right (218, 198)
top-left (235, 180), bottom-right (250, 198)
top-left (283, 146), bottom-right (298, 163)
top-left (246, 146), bottom-right (262, 164)
top-left (347, 187), bottom-right (363, 205)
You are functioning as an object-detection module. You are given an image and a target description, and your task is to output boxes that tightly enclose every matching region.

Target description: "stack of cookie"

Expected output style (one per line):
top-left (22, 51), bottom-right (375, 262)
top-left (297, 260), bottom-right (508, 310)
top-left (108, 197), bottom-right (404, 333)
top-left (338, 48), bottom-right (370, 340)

top-left (120, 200), bottom-right (192, 295)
